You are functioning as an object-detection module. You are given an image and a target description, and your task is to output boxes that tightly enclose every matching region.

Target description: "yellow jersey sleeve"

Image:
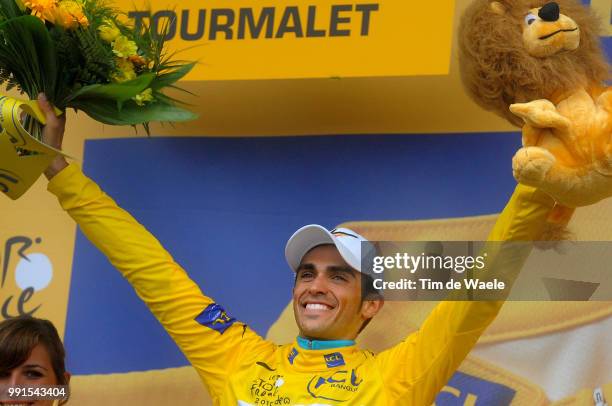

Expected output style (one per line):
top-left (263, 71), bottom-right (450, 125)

top-left (375, 184), bottom-right (555, 404)
top-left (48, 163), bottom-right (275, 402)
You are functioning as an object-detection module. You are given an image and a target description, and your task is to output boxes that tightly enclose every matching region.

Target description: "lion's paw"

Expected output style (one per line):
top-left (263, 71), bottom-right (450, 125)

top-left (510, 100), bottom-right (570, 130)
top-left (512, 147), bottom-right (556, 186)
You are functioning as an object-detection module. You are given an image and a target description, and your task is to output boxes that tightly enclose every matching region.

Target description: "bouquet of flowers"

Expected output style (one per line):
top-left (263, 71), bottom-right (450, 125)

top-left (0, 0), bottom-right (197, 199)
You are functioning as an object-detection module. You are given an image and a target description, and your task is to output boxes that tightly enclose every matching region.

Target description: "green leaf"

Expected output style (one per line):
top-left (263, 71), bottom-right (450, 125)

top-left (0, 0), bottom-right (24, 17)
top-left (66, 73), bottom-right (155, 103)
top-left (0, 14), bottom-right (58, 98)
top-left (69, 98), bottom-right (198, 126)
top-left (150, 62), bottom-right (196, 90)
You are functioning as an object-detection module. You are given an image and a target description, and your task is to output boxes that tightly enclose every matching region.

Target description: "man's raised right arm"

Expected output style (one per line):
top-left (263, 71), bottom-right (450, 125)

top-left (40, 95), bottom-right (273, 400)
top-left (47, 162), bottom-right (274, 398)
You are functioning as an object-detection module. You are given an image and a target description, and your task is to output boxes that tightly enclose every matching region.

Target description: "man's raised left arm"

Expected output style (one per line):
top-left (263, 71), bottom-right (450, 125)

top-left (374, 184), bottom-right (555, 404)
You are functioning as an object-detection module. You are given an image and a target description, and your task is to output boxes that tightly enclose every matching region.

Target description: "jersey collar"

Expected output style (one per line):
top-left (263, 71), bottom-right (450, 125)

top-left (297, 336), bottom-right (355, 350)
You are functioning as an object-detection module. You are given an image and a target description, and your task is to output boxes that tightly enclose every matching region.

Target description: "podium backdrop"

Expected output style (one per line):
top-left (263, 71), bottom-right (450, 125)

top-left (1, 1), bottom-right (610, 404)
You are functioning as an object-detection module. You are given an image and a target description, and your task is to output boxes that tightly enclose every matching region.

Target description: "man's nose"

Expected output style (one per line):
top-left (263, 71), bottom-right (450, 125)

top-left (539, 2), bottom-right (560, 22)
top-left (308, 274), bottom-right (328, 294)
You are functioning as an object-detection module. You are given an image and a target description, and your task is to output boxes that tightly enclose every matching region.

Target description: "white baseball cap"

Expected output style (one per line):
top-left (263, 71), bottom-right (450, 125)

top-left (285, 225), bottom-right (371, 273)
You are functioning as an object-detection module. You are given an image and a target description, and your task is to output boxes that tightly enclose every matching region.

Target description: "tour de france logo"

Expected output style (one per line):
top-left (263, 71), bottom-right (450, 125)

top-left (0, 235), bottom-right (52, 319)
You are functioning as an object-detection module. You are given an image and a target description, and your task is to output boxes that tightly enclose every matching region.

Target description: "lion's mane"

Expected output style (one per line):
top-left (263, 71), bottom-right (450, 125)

top-left (459, 0), bottom-right (610, 126)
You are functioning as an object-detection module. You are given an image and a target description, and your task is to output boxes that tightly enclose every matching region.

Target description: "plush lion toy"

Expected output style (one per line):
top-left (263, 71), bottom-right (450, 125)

top-left (459, 0), bottom-right (611, 238)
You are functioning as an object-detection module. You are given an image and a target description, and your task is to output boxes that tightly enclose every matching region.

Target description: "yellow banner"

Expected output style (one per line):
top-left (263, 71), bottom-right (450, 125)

top-left (125, 1), bottom-right (456, 80)
top-left (0, 211), bottom-right (74, 338)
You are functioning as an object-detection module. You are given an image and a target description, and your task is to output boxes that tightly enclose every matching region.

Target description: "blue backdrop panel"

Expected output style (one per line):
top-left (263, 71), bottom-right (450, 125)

top-left (65, 132), bottom-right (524, 374)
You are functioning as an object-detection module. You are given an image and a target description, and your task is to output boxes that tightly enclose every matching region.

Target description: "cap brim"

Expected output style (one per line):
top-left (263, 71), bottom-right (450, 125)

top-left (285, 225), bottom-right (362, 272)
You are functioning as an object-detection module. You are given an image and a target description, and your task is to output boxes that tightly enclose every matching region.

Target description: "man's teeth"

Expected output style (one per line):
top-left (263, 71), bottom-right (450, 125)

top-left (306, 303), bottom-right (330, 310)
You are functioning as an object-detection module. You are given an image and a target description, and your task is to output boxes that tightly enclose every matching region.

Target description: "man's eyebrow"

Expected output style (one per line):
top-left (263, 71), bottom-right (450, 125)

top-left (296, 264), bottom-right (354, 276)
top-left (327, 266), bottom-right (356, 278)
top-left (297, 263), bottom-right (315, 271)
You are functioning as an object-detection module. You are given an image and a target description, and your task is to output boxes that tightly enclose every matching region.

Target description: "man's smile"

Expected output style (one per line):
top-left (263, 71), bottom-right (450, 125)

top-left (301, 300), bottom-right (336, 315)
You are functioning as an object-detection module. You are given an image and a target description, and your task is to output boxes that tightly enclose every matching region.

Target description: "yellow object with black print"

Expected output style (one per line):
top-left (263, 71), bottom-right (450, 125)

top-left (0, 95), bottom-right (66, 200)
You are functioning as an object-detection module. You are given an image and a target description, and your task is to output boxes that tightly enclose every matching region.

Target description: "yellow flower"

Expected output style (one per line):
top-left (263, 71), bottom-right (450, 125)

top-left (98, 19), bottom-right (120, 43)
top-left (112, 35), bottom-right (138, 58)
top-left (111, 58), bottom-right (136, 83)
top-left (133, 88), bottom-right (154, 106)
top-left (23, 0), bottom-right (57, 23)
top-left (53, 0), bottom-right (88, 29)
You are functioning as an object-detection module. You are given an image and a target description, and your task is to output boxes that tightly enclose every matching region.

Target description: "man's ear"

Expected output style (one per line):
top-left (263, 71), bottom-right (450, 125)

top-left (490, 1), bottom-right (507, 15)
top-left (361, 298), bottom-right (384, 319)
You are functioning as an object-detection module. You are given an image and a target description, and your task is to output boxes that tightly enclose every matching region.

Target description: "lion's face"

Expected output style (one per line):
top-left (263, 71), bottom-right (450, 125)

top-left (458, 0), bottom-right (610, 127)
top-left (522, 3), bottom-right (580, 57)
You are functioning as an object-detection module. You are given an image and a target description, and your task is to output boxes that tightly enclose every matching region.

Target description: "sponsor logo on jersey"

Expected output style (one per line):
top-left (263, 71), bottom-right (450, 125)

top-left (288, 347), bottom-right (299, 365)
top-left (323, 352), bottom-right (345, 368)
top-left (307, 369), bottom-right (362, 402)
top-left (195, 303), bottom-right (236, 334)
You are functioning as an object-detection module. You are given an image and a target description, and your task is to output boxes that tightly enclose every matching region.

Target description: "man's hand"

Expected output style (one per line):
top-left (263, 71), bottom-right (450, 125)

top-left (39, 93), bottom-right (68, 180)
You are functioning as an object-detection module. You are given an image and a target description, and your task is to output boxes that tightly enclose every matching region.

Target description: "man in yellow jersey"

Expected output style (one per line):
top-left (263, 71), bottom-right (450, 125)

top-left (39, 94), bottom-right (555, 405)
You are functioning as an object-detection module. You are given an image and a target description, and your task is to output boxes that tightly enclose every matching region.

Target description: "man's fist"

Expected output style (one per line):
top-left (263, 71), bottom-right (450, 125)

top-left (38, 93), bottom-right (69, 180)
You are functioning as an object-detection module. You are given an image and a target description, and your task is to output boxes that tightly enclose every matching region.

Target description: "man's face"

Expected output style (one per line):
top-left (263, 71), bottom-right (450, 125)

top-left (292, 244), bottom-right (380, 340)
